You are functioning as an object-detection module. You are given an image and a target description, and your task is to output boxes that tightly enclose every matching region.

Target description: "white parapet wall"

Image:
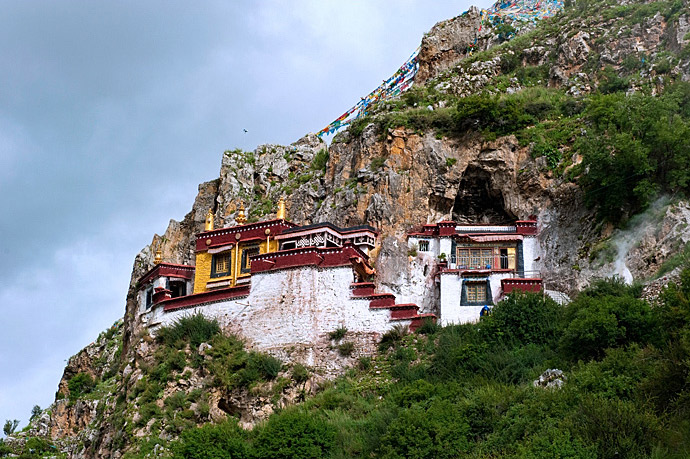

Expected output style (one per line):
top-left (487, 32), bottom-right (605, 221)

top-left (439, 271), bottom-right (514, 325)
top-left (522, 236), bottom-right (541, 275)
top-left (142, 266), bottom-right (409, 369)
top-left (439, 273), bottom-right (484, 325)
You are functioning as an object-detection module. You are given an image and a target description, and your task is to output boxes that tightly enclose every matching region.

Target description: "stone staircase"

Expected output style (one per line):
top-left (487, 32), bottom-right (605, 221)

top-left (350, 282), bottom-right (436, 331)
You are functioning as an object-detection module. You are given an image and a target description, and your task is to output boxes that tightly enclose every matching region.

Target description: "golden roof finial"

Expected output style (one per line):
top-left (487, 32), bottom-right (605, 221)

top-left (154, 245), bottom-right (163, 265)
top-left (204, 208), bottom-right (214, 231)
top-left (276, 196), bottom-right (287, 220)
top-left (236, 202), bottom-right (247, 225)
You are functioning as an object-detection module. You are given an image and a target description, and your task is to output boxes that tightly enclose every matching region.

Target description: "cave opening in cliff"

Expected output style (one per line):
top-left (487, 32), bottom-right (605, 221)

top-left (452, 166), bottom-right (515, 224)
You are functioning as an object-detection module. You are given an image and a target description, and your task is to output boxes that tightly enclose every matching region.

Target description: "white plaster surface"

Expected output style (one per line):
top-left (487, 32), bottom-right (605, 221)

top-left (439, 272), bottom-right (514, 325)
top-left (408, 236), bottom-right (440, 257)
top-left (439, 237), bottom-right (453, 260)
top-left (489, 273), bottom-right (510, 303)
top-left (143, 266), bottom-right (410, 368)
top-left (522, 236), bottom-right (541, 276)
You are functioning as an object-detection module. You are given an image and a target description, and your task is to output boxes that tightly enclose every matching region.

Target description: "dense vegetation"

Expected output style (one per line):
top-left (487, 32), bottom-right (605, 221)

top-left (343, 0), bottom-right (690, 225)
top-left (350, 80), bottom-right (690, 225)
top-left (161, 270), bottom-right (690, 458)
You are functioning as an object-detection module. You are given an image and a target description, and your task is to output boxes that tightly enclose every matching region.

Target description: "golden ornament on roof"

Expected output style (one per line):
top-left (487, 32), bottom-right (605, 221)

top-left (205, 208), bottom-right (214, 231)
top-left (154, 247), bottom-right (162, 265)
top-left (276, 196), bottom-right (287, 220)
top-left (236, 202), bottom-right (247, 225)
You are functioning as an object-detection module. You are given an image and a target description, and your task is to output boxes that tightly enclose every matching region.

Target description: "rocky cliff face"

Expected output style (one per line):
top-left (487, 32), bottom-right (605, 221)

top-left (13, 1), bottom-right (690, 457)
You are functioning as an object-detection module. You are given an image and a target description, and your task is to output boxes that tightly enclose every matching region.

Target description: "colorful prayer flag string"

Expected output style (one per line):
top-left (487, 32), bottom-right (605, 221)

top-left (317, 0), bottom-right (563, 137)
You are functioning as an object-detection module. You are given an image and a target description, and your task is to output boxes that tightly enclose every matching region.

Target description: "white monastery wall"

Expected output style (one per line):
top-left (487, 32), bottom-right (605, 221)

top-left (489, 273), bottom-right (509, 304)
top-left (439, 273), bottom-right (485, 325)
top-left (143, 266), bottom-right (408, 370)
top-left (439, 237), bottom-right (453, 259)
top-left (522, 236), bottom-right (541, 275)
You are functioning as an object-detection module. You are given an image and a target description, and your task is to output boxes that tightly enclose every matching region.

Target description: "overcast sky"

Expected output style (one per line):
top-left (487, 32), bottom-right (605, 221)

top-left (0, 0), bottom-right (492, 430)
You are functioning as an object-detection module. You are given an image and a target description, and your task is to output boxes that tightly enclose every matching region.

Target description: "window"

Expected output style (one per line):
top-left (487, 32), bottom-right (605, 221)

top-left (457, 248), bottom-right (493, 269)
top-left (418, 240), bottom-right (430, 252)
top-left (499, 247), bottom-right (516, 270)
top-left (467, 283), bottom-right (486, 303)
top-left (500, 249), bottom-right (509, 269)
top-left (169, 281), bottom-right (186, 298)
top-left (241, 246), bottom-right (260, 274)
top-left (211, 253), bottom-right (231, 278)
top-left (281, 241), bottom-right (296, 250)
top-left (145, 287), bottom-right (153, 309)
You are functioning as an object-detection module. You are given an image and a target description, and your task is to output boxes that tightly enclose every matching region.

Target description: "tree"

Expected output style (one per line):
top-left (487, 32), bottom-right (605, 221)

top-left (2, 420), bottom-right (19, 436)
top-left (30, 405), bottom-right (41, 421)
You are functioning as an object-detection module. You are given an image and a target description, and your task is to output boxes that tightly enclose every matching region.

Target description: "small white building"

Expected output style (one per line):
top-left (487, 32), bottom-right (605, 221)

top-left (408, 219), bottom-right (542, 325)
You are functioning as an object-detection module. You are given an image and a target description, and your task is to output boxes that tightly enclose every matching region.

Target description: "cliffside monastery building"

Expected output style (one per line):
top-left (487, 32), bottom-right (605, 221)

top-left (135, 199), bottom-right (542, 355)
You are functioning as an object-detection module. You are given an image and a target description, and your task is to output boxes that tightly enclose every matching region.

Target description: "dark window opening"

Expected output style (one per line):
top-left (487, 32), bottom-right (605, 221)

top-left (169, 281), bottom-right (186, 298)
top-left (418, 240), bottom-right (430, 252)
top-left (281, 241), bottom-right (296, 250)
top-left (500, 249), bottom-right (509, 269)
top-left (423, 265), bottom-right (429, 276)
top-left (145, 287), bottom-right (153, 308)
top-left (211, 253), bottom-right (231, 278)
top-left (241, 246), bottom-right (260, 274)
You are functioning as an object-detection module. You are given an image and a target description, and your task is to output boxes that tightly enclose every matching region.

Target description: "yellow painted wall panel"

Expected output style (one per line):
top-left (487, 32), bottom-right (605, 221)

top-left (194, 237), bottom-right (281, 293)
top-left (193, 252), bottom-right (213, 294)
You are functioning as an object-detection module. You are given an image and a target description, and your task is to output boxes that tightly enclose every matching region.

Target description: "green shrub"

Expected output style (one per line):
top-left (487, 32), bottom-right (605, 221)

top-left (157, 313), bottom-right (220, 348)
top-left (598, 66), bottom-right (629, 94)
top-left (428, 324), bottom-right (482, 380)
top-left (377, 401), bottom-right (471, 458)
top-left (23, 437), bottom-right (54, 456)
top-left (0, 439), bottom-right (11, 457)
top-left (337, 342), bottom-right (355, 357)
top-left (379, 324), bottom-right (409, 351)
top-left (573, 396), bottom-right (661, 458)
top-left (560, 292), bottom-right (654, 361)
top-left (417, 318), bottom-right (439, 335)
top-left (515, 424), bottom-right (597, 458)
top-left (249, 352), bottom-right (282, 380)
top-left (172, 419), bottom-right (249, 459)
top-left (68, 372), bottom-right (95, 399)
top-left (358, 356), bottom-right (372, 371)
top-left (164, 391), bottom-right (188, 412)
top-left (311, 148), bottom-right (329, 172)
top-left (571, 345), bottom-right (647, 400)
top-left (292, 363), bottom-right (310, 383)
top-left (500, 53), bottom-right (520, 73)
top-left (328, 326), bottom-right (348, 341)
top-left (253, 409), bottom-right (336, 459)
top-left (481, 291), bottom-right (561, 347)
top-left (137, 402), bottom-right (162, 427)
top-left (370, 156), bottom-right (386, 171)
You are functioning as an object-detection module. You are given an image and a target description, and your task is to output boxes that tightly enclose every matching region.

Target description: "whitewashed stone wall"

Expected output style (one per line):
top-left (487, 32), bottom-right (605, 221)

top-left (439, 237), bottom-right (453, 260)
top-left (141, 266), bottom-right (410, 372)
top-left (138, 278), bottom-right (193, 315)
top-left (439, 272), bottom-right (514, 325)
top-left (522, 236), bottom-right (541, 276)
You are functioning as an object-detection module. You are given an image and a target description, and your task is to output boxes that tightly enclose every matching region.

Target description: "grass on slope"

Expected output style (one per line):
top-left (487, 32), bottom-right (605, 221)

top-left (168, 270), bottom-right (690, 459)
